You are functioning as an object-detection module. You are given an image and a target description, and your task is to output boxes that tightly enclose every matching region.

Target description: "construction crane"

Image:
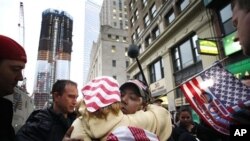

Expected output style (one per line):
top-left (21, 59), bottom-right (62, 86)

top-left (18, 1), bottom-right (25, 47)
top-left (18, 1), bottom-right (27, 91)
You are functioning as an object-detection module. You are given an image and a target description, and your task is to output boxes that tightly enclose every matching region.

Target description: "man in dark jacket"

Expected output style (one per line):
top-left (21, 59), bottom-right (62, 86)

top-left (0, 35), bottom-right (27, 141)
top-left (16, 80), bottom-right (79, 141)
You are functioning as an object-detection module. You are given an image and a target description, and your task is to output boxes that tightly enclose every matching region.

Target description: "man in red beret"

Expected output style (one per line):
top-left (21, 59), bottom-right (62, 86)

top-left (0, 34), bottom-right (27, 141)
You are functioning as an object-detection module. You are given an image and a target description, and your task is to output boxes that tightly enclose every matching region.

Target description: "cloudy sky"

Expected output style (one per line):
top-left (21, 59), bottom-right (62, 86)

top-left (0, 0), bottom-right (87, 95)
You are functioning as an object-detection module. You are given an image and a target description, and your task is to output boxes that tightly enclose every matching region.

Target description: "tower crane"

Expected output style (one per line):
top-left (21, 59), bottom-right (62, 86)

top-left (18, 1), bottom-right (27, 91)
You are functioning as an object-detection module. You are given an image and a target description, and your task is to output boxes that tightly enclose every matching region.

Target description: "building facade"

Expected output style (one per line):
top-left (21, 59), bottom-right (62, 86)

top-left (87, 0), bottom-right (130, 84)
top-left (203, 0), bottom-right (250, 79)
top-left (126, 0), bottom-right (222, 111)
top-left (33, 9), bottom-right (73, 109)
top-left (100, 0), bottom-right (129, 29)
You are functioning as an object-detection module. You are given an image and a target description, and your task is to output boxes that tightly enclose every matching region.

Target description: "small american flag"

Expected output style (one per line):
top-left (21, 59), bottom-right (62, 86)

top-left (180, 63), bottom-right (250, 135)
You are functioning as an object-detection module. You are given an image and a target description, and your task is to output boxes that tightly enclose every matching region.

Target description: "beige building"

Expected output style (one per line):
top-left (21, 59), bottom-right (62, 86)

top-left (126, 0), bottom-right (220, 111)
top-left (87, 0), bottom-right (130, 84)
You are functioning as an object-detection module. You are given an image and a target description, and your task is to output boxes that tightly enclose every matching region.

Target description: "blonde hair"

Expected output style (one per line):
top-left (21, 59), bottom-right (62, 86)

top-left (79, 101), bottom-right (121, 120)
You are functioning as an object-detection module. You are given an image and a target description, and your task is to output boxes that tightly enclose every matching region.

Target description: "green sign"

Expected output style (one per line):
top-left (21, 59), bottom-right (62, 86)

top-left (196, 39), bottom-right (218, 55)
top-left (223, 32), bottom-right (242, 56)
top-left (226, 58), bottom-right (250, 78)
top-left (192, 109), bottom-right (200, 124)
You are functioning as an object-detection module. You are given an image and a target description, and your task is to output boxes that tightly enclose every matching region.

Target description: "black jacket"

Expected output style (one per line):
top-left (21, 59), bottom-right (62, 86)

top-left (16, 107), bottom-right (76, 141)
top-left (0, 98), bottom-right (15, 141)
top-left (172, 122), bottom-right (218, 141)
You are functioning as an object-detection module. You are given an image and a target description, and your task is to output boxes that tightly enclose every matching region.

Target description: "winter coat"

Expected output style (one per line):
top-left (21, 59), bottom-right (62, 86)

top-left (0, 98), bottom-right (15, 141)
top-left (70, 104), bottom-right (172, 141)
top-left (172, 122), bottom-right (216, 141)
top-left (15, 107), bottom-right (76, 141)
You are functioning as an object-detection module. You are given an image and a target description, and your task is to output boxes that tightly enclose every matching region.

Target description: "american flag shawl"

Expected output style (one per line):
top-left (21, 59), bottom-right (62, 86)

top-left (107, 126), bottom-right (159, 141)
top-left (180, 63), bottom-right (250, 135)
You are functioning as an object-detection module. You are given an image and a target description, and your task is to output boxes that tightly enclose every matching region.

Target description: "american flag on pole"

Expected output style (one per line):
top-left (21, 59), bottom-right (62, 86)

top-left (180, 63), bottom-right (250, 135)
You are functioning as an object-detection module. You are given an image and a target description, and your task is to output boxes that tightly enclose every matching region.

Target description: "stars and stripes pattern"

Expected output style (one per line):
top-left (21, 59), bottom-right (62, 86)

top-left (180, 63), bottom-right (250, 135)
top-left (107, 126), bottom-right (159, 141)
top-left (82, 76), bottom-right (121, 112)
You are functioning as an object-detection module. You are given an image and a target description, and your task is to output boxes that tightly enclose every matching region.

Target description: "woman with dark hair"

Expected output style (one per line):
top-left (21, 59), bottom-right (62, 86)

top-left (172, 107), bottom-right (219, 141)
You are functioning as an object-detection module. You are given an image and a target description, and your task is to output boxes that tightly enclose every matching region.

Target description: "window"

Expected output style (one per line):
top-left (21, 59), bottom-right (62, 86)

top-left (108, 34), bottom-right (111, 38)
top-left (131, 17), bottom-right (135, 27)
top-left (144, 14), bottom-right (150, 27)
top-left (126, 61), bottom-right (129, 68)
top-left (114, 22), bottom-right (117, 26)
top-left (219, 4), bottom-right (235, 35)
top-left (145, 35), bottom-right (151, 47)
top-left (152, 25), bottom-right (160, 39)
top-left (132, 33), bottom-right (136, 43)
top-left (138, 44), bottom-right (142, 54)
top-left (173, 48), bottom-right (181, 71)
top-left (165, 9), bottom-right (175, 25)
top-left (111, 45), bottom-right (116, 53)
top-left (192, 35), bottom-right (201, 61)
top-left (129, 1), bottom-right (133, 10)
top-left (172, 34), bottom-right (200, 71)
top-left (125, 47), bottom-right (128, 56)
top-left (177, 0), bottom-right (189, 11)
top-left (123, 37), bottom-right (127, 42)
top-left (142, 0), bottom-right (148, 7)
top-left (134, 72), bottom-right (143, 82)
top-left (149, 58), bottom-right (164, 83)
top-left (134, 9), bottom-right (139, 20)
top-left (113, 1), bottom-right (116, 5)
top-left (112, 60), bottom-right (116, 67)
top-left (150, 3), bottom-right (157, 18)
top-left (116, 35), bottom-right (119, 41)
top-left (120, 20), bottom-right (123, 29)
top-left (119, 0), bottom-right (122, 10)
top-left (180, 40), bottom-right (193, 68)
top-left (136, 26), bottom-right (141, 38)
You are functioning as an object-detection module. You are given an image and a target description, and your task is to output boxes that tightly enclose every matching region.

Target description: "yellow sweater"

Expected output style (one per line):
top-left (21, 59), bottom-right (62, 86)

top-left (71, 104), bottom-right (172, 141)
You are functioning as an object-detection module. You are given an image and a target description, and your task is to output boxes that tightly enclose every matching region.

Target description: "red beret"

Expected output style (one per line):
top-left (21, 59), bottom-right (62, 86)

top-left (0, 35), bottom-right (27, 63)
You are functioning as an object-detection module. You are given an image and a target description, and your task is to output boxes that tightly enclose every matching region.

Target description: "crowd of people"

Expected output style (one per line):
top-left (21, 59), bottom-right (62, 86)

top-left (0, 0), bottom-right (249, 140)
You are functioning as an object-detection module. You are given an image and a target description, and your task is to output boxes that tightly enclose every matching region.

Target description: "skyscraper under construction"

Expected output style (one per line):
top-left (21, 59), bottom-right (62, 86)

top-left (33, 9), bottom-right (73, 109)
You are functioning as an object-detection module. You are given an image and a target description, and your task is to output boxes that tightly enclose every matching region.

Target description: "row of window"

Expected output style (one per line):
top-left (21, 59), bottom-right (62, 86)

top-left (112, 59), bottom-right (129, 68)
top-left (131, 0), bottom-right (190, 47)
top-left (134, 33), bottom-right (201, 85)
top-left (107, 34), bottom-right (127, 42)
top-left (131, 1), bottom-right (237, 99)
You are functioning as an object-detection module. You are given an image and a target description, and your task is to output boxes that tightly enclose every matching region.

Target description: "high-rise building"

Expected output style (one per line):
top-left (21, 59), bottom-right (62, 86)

top-left (100, 0), bottom-right (128, 29)
top-left (86, 0), bottom-right (130, 84)
top-left (33, 9), bottom-right (73, 109)
top-left (83, 0), bottom-right (102, 84)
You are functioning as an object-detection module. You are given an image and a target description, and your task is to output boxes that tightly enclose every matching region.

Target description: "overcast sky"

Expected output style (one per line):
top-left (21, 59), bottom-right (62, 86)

top-left (0, 0), bottom-right (86, 95)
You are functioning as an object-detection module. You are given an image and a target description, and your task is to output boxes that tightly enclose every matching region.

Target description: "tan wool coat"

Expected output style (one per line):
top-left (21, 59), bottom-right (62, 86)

top-left (70, 104), bottom-right (172, 141)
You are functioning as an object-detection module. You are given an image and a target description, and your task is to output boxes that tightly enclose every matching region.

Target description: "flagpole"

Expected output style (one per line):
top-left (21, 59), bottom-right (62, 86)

top-left (160, 57), bottom-right (228, 97)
